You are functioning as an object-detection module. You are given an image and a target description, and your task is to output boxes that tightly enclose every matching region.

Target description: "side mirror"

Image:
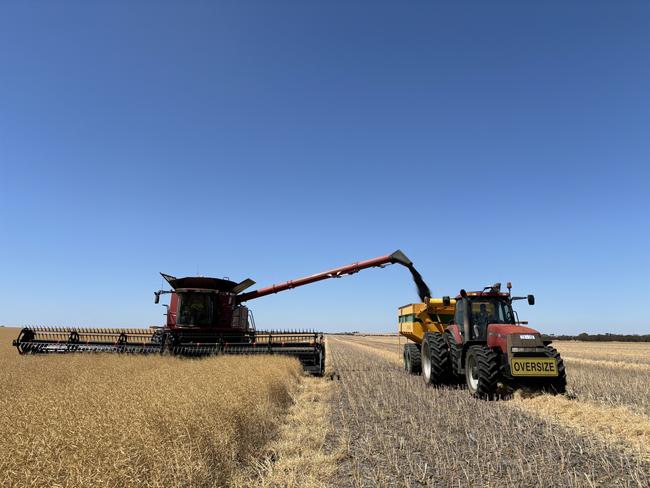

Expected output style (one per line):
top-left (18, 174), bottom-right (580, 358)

top-left (442, 296), bottom-right (451, 306)
top-left (528, 294), bottom-right (535, 305)
top-left (154, 292), bottom-right (160, 304)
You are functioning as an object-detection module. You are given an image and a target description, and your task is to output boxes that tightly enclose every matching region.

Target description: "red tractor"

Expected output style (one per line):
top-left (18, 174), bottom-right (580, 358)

top-left (399, 283), bottom-right (566, 398)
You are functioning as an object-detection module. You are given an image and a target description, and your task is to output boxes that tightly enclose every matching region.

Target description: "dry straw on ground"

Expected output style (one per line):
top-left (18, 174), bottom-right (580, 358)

top-left (329, 336), bottom-right (650, 487)
top-left (233, 338), bottom-right (340, 488)
top-left (0, 328), bottom-right (302, 488)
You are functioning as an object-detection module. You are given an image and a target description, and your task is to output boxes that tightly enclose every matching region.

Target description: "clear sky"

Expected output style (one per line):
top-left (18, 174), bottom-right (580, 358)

top-left (1, 2), bottom-right (648, 335)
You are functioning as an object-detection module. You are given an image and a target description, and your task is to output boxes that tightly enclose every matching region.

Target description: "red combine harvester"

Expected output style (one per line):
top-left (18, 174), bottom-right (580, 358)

top-left (13, 250), bottom-right (423, 375)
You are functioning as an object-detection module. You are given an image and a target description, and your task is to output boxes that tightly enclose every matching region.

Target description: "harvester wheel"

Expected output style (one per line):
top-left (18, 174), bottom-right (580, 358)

top-left (403, 343), bottom-right (421, 374)
top-left (14, 328), bottom-right (35, 355)
top-left (465, 346), bottom-right (499, 400)
top-left (160, 333), bottom-right (177, 356)
top-left (422, 333), bottom-right (450, 386)
top-left (315, 347), bottom-right (326, 377)
top-left (543, 346), bottom-right (567, 395)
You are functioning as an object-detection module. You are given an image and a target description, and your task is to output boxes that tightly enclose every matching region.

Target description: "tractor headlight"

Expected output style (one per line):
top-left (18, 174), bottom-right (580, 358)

top-left (511, 346), bottom-right (546, 353)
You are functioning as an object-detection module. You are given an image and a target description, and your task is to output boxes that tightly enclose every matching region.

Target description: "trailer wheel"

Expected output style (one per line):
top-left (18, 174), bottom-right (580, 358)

top-left (422, 333), bottom-right (450, 386)
top-left (403, 343), bottom-right (421, 374)
top-left (465, 346), bottom-right (499, 400)
top-left (544, 346), bottom-right (567, 395)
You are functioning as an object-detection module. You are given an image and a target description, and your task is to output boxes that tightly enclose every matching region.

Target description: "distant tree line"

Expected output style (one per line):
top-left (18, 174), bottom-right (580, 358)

top-left (329, 331), bottom-right (650, 342)
top-left (543, 332), bottom-right (650, 342)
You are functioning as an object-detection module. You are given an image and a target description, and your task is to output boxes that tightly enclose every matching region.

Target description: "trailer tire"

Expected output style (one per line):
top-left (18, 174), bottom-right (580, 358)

top-left (544, 346), bottom-right (567, 395)
top-left (465, 346), bottom-right (499, 400)
top-left (422, 333), bottom-right (450, 386)
top-left (404, 343), bottom-right (421, 374)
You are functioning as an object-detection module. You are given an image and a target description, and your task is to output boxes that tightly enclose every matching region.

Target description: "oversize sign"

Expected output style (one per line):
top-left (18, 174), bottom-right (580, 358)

top-left (510, 358), bottom-right (558, 377)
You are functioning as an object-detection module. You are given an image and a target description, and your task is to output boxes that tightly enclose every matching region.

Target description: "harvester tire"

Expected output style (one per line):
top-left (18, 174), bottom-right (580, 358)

top-left (404, 343), bottom-right (421, 374)
top-left (544, 346), bottom-right (567, 395)
top-left (422, 332), bottom-right (451, 386)
top-left (316, 348), bottom-right (326, 377)
top-left (465, 346), bottom-right (499, 400)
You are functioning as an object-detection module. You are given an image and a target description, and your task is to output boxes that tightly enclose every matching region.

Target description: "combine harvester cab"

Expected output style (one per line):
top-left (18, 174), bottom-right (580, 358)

top-left (14, 250), bottom-right (421, 376)
top-left (153, 274), bottom-right (326, 374)
top-left (399, 282), bottom-right (567, 399)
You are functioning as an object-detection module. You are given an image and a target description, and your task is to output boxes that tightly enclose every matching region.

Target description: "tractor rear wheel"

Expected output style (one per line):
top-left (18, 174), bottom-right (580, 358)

top-left (445, 331), bottom-right (463, 383)
top-left (422, 333), bottom-right (451, 386)
top-left (543, 346), bottom-right (567, 394)
top-left (404, 343), bottom-right (421, 374)
top-left (465, 346), bottom-right (499, 400)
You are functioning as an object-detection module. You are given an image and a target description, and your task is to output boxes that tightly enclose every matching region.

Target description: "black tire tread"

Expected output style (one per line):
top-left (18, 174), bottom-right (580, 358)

top-left (404, 343), bottom-right (421, 374)
top-left (423, 332), bottom-right (451, 385)
top-left (469, 346), bottom-right (499, 400)
top-left (445, 331), bottom-right (462, 381)
top-left (544, 345), bottom-right (567, 394)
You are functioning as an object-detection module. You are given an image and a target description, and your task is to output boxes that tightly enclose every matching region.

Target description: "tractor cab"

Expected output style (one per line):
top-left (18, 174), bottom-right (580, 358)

top-left (454, 293), bottom-right (515, 340)
top-left (449, 283), bottom-right (535, 342)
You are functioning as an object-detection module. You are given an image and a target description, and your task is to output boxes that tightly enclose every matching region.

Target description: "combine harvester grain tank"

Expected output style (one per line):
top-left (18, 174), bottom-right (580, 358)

top-left (14, 250), bottom-right (425, 376)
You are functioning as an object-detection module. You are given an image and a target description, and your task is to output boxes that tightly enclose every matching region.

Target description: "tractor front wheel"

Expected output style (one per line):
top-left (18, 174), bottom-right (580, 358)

top-left (543, 346), bottom-right (567, 395)
top-left (465, 346), bottom-right (499, 400)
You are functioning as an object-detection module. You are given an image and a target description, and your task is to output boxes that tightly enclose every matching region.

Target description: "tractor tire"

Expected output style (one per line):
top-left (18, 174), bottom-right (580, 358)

top-left (445, 331), bottom-right (463, 382)
top-left (422, 332), bottom-right (451, 386)
top-left (544, 346), bottom-right (567, 395)
top-left (404, 343), bottom-right (421, 374)
top-left (465, 345), bottom-right (499, 400)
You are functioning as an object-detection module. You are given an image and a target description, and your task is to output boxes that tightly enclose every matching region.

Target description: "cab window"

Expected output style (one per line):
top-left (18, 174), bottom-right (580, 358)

top-left (454, 301), bottom-right (464, 327)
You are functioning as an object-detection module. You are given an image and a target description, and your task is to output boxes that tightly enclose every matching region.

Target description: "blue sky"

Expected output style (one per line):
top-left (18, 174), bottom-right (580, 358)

top-left (1, 1), bottom-right (648, 334)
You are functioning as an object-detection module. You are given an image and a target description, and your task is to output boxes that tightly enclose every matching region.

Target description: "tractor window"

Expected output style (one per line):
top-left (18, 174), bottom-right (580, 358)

top-left (454, 301), bottom-right (464, 327)
top-left (177, 292), bottom-right (216, 326)
top-left (470, 299), bottom-right (514, 326)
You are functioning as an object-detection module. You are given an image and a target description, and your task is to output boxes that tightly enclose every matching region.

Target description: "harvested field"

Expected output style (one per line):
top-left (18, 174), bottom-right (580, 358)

top-left (554, 341), bottom-right (650, 365)
top-left (0, 328), bottom-right (303, 488)
top-left (341, 335), bottom-right (650, 416)
top-left (327, 335), bottom-right (650, 487)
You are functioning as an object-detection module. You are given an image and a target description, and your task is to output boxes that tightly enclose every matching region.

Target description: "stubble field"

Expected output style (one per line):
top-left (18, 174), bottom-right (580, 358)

top-left (1, 327), bottom-right (649, 487)
top-left (327, 335), bottom-right (650, 487)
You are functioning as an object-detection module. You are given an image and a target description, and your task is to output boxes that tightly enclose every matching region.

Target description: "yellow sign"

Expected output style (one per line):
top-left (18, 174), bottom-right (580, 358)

top-left (510, 358), bottom-right (558, 377)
